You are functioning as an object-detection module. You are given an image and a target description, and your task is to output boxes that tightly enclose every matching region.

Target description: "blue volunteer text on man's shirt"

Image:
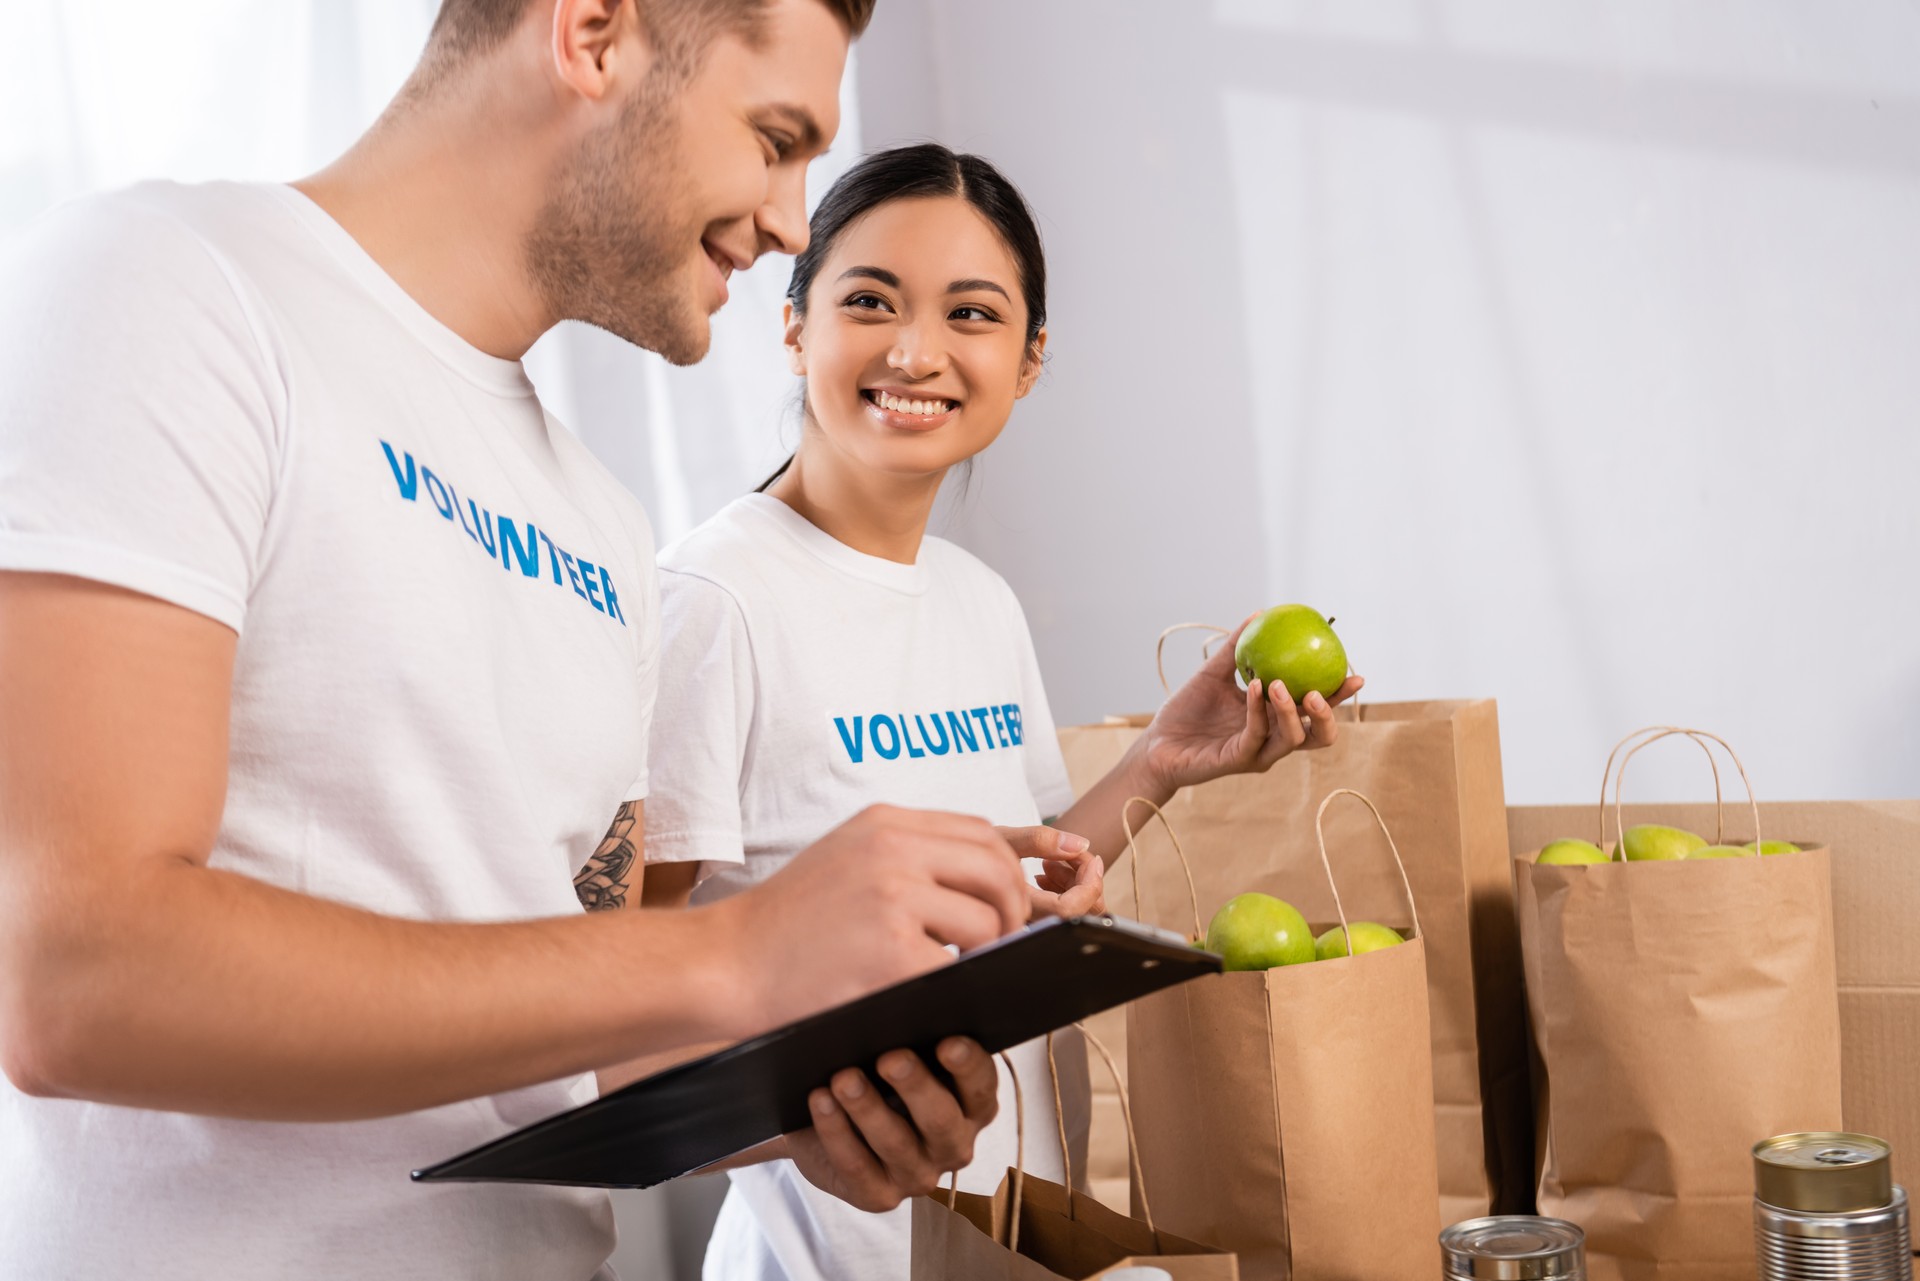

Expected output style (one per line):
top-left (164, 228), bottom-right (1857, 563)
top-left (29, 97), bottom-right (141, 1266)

top-left (381, 441), bottom-right (626, 625)
top-left (832, 704), bottom-right (1027, 764)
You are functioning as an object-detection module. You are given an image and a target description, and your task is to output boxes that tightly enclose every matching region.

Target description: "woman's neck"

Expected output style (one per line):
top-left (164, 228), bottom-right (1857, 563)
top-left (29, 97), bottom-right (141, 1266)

top-left (765, 445), bottom-right (945, 565)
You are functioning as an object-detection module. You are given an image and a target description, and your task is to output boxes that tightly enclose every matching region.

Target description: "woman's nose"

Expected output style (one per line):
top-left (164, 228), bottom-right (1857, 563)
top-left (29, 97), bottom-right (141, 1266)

top-left (889, 326), bottom-right (949, 378)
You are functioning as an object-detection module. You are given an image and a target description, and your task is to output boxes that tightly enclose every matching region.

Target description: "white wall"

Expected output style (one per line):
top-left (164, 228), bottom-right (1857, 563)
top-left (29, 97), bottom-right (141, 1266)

top-left (857, 0), bottom-right (1920, 805)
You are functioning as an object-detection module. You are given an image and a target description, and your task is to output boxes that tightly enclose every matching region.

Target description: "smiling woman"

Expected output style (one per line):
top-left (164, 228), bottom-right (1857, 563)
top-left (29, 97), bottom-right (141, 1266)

top-left (755, 142), bottom-right (1049, 497)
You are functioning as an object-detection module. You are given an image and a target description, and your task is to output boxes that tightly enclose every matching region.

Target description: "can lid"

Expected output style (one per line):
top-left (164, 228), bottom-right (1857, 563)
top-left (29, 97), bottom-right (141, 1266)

top-left (1754, 1132), bottom-right (1894, 1213)
top-left (1440, 1216), bottom-right (1587, 1279)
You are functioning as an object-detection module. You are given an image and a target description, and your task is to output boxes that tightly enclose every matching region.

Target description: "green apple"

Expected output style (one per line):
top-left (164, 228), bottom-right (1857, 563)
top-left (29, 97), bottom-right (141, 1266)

top-left (1745, 839), bottom-right (1802, 856)
top-left (1233, 605), bottom-right (1348, 701)
top-left (1538, 838), bottom-right (1610, 866)
top-left (1619, 824), bottom-right (1706, 862)
top-left (1205, 892), bottom-right (1316, 971)
top-left (1314, 921), bottom-right (1405, 960)
top-left (1689, 844), bottom-right (1756, 859)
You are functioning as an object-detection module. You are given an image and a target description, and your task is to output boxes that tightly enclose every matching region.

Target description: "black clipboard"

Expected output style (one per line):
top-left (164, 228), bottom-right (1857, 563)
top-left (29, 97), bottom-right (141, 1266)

top-left (412, 915), bottom-right (1219, 1189)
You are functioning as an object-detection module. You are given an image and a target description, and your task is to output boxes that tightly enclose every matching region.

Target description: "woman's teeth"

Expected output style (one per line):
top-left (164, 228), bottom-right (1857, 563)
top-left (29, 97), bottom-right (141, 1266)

top-left (871, 390), bottom-right (952, 417)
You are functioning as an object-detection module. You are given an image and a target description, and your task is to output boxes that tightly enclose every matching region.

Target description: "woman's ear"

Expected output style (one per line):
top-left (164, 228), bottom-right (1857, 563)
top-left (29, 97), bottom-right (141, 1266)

top-left (782, 302), bottom-right (808, 376)
top-left (1013, 328), bottom-right (1048, 399)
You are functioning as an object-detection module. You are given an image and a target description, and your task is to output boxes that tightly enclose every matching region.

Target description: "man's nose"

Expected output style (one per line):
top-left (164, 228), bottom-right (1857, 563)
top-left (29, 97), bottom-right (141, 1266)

top-left (758, 166), bottom-right (810, 257)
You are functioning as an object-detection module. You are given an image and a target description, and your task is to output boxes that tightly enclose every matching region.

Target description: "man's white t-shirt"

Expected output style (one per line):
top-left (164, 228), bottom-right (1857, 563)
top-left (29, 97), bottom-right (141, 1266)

top-left (0, 182), bottom-right (661, 1280)
top-left (646, 493), bottom-right (1087, 1281)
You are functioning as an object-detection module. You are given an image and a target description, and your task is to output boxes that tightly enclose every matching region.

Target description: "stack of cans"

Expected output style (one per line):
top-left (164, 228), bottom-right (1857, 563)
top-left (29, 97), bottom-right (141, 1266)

top-left (1439, 1216), bottom-right (1586, 1280)
top-left (1754, 1132), bottom-right (1913, 1280)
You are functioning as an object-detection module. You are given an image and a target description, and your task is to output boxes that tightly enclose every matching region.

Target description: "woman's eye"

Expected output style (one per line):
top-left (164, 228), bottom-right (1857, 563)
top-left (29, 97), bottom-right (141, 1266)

top-left (761, 130), bottom-right (794, 160)
top-left (844, 293), bottom-right (893, 312)
top-left (951, 305), bottom-right (1000, 323)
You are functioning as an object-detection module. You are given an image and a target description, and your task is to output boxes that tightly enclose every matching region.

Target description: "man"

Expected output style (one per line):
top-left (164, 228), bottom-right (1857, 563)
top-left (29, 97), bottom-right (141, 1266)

top-left (0, 1), bottom-right (1055, 1276)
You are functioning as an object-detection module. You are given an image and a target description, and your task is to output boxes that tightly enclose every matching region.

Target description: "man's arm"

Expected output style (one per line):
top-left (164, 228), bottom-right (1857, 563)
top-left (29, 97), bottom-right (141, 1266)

top-left (575, 801), bottom-right (641, 911)
top-left (0, 573), bottom-right (1029, 1133)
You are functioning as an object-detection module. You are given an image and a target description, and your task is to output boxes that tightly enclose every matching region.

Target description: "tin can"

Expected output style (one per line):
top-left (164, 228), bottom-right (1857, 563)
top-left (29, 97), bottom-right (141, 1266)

top-left (1440, 1216), bottom-right (1586, 1280)
top-left (1754, 1132), bottom-right (1912, 1281)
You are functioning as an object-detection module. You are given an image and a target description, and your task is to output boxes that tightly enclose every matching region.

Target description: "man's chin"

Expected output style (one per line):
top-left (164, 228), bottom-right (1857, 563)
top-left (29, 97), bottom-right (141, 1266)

top-left (591, 308), bottom-right (711, 367)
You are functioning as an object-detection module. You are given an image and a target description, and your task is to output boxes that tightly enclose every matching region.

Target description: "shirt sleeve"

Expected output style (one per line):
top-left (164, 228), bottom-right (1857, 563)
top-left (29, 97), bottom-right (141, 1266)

top-left (624, 553), bottom-right (663, 803)
top-left (644, 569), bottom-right (754, 867)
top-left (1004, 583), bottom-right (1077, 819)
top-left (0, 192), bottom-right (283, 632)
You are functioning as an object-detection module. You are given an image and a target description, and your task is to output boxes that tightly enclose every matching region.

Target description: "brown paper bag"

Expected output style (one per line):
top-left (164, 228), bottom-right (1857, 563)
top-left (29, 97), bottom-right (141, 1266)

top-left (1515, 726), bottom-right (1844, 1281)
top-left (1126, 791), bottom-right (1442, 1281)
top-left (910, 1033), bottom-right (1240, 1280)
top-left (1062, 696), bottom-right (1526, 1222)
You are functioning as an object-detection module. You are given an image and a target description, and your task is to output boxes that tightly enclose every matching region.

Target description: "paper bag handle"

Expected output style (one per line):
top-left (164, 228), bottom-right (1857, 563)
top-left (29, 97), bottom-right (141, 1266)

top-left (1122, 796), bottom-right (1205, 942)
top-left (1598, 725), bottom-right (1725, 848)
top-left (1155, 619), bottom-right (1364, 720)
top-left (1609, 726), bottom-right (1761, 854)
top-left (944, 1051), bottom-right (1027, 1253)
top-left (942, 1028), bottom-right (1150, 1255)
top-left (1044, 1022), bottom-right (1156, 1234)
top-left (1312, 788), bottom-right (1423, 944)
top-left (1155, 622), bottom-right (1231, 694)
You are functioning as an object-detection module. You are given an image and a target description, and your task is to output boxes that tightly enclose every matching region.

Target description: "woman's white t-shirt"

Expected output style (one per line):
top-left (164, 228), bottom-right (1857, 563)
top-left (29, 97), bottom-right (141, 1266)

top-left (647, 493), bottom-right (1085, 1281)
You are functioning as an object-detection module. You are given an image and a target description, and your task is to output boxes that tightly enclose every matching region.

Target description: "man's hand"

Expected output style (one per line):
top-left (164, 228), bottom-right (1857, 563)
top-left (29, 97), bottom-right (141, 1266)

top-left (998, 825), bottom-right (1105, 920)
top-left (713, 806), bottom-right (1029, 1037)
top-left (1140, 612), bottom-right (1364, 792)
top-left (786, 1038), bottom-right (998, 1212)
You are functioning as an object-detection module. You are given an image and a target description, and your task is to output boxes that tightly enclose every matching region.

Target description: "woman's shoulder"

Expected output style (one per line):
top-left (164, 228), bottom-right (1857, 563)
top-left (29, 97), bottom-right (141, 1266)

top-left (919, 535), bottom-right (1025, 615)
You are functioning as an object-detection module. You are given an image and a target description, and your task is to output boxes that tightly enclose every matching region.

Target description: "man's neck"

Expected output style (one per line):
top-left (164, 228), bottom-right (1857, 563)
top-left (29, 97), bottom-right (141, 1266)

top-left (766, 444), bottom-right (946, 565)
top-left (293, 77), bottom-right (561, 361)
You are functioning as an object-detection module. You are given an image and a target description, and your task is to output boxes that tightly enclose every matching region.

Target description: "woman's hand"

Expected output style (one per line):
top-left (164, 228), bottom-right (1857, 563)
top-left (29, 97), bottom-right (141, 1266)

top-left (1141, 614), bottom-right (1364, 792)
top-left (996, 825), bottom-right (1106, 920)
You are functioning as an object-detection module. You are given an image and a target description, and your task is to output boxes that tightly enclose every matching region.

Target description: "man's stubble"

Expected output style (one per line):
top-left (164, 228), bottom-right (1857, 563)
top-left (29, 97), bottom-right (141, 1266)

top-left (525, 83), bottom-right (712, 366)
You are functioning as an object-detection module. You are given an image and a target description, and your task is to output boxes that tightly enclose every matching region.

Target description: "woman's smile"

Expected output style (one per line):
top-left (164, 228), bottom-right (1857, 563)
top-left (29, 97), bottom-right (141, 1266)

top-left (861, 386), bottom-right (959, 431)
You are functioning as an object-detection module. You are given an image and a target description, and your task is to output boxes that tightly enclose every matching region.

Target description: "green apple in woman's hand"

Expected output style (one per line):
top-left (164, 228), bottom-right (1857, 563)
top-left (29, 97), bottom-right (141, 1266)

top-left (1139, 612), bottom-right (1363, 792)
top-left (1234, 605), bottom-right (1348, 702)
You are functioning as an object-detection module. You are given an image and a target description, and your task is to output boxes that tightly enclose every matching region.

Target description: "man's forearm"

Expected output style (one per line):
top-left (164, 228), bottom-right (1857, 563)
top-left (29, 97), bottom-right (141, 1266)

top-left (3, 857), bottom-right (754, 1122)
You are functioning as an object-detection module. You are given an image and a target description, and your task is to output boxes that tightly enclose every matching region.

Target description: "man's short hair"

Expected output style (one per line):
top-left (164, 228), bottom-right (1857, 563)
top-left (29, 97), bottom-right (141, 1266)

top-left (427, 0), bottom-right (875, 66)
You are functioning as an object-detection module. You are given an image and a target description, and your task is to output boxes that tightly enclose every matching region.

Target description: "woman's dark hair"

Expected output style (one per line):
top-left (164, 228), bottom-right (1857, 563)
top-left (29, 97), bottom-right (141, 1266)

top-left (757, 142), bottom-right (1047, 491)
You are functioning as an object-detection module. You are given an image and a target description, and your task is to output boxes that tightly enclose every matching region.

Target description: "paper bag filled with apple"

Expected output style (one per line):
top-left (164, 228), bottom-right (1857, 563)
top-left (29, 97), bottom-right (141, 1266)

top-left (1514, 726), bottom-right (1843, 1281)
top-left (1121, 791), bottom-right (1443, 1281)
top-left (1061, 608), bottom-right (1525, 1226)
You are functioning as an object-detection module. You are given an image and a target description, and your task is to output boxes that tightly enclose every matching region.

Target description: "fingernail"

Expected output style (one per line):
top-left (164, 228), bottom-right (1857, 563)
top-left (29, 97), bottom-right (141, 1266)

top-left (836, 1074), bottom-right (866, 1100)
top-left (811, 1090), bottom-right (837, 1117)
top-left (1307, 693), bottom-right (1327, 712)
top-left (1059, 833), bottom-right (1090, 854)
top-left (881, 1056), bottom-right (912, 1082)
top-left (943, 1041), bottom-right (973, 1064)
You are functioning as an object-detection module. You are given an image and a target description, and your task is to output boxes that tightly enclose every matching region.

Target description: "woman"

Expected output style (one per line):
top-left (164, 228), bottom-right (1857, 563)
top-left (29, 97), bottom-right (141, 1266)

top-left (642, 143), bottom-right (1361, 1281)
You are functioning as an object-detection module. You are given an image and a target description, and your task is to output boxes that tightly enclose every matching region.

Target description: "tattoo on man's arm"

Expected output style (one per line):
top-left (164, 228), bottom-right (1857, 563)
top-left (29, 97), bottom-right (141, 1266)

top-left (575, 801), bottom-right (638, 911)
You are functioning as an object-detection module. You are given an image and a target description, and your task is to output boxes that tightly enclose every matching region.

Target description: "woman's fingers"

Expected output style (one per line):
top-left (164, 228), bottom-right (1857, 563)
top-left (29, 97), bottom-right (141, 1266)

top-left (1329, 674), bottom-right (1365, 706)
top-left (1301, 689), bottom-right (1339, 749)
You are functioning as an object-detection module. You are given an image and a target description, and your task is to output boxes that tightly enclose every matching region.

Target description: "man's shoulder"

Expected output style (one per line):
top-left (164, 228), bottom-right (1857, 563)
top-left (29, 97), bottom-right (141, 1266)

top-left (2, 181), bottom-right (300, 361)
top-left (14, 181), bottom-right (289, 275)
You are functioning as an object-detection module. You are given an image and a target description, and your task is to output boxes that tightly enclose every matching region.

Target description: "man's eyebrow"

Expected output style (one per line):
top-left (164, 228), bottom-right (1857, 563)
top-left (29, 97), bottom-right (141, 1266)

top-left (948, 278), bottom-right (1011, 301)
top-left (837, 266), bottom-right (901, 287)
top-left (763, 103), bottom-right (826, 153)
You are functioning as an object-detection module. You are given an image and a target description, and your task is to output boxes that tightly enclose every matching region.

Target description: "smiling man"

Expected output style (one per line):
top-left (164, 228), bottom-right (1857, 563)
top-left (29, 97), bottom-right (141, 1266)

top-left (0, 2), bottom-right (1035, 1278)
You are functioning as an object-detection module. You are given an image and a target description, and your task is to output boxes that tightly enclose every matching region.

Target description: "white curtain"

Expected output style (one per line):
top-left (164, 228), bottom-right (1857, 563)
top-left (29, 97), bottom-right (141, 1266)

top-left (1, 0), bottom-right (861, 546)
